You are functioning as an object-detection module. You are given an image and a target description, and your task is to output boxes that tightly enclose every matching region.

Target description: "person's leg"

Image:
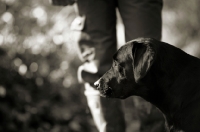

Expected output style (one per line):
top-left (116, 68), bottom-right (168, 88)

top-left (118, 0), bottom-right (162, 41)
top-left (76, 0), bottom-right (125, 132)
top-left (117, 0), bottom-right (165, 132)
top-left (83, 83), bottom-right (125, 132)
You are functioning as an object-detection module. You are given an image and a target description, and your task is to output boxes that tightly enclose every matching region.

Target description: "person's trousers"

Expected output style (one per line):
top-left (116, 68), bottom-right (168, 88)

top-left (76, 0), bottom-right (164, 132)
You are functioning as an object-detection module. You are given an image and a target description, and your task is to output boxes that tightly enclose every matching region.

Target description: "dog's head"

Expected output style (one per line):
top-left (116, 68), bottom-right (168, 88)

top-left (94, 38), bottom-right (158, 99)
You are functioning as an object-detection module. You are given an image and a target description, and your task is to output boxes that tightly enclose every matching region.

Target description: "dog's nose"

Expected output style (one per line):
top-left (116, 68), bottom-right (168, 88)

top-left (94, 80), bottom-right (100, 89)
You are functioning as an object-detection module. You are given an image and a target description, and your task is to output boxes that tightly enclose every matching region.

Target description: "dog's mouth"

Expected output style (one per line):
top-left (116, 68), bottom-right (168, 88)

top-left (98, 86), bottom-right (113, 97)
top-left (94, 79), bottom-right (128, 99)
top-left (94, 79), bottom-right (114, 97)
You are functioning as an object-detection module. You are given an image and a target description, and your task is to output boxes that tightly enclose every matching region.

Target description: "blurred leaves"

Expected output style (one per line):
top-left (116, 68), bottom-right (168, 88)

top-left (163, 0), bottom-right (200, 57)
top-left (0, 0), bottom-right (200, 132)
top-left (0, 0), bottom-right (96, 132)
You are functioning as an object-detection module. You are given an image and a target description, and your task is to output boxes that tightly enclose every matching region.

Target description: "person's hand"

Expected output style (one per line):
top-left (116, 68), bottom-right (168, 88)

top-left (49, 0), bottom-right (76, 6)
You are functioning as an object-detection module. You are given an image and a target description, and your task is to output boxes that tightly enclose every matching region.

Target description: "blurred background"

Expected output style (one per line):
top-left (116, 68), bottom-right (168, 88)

top-left (0, 0), bottom-right (200, 132)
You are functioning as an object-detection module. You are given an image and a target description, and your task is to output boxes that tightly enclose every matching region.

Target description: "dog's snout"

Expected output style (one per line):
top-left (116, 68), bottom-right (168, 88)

top-left (94, 79), bottom-right (100, 89)
top-left (94, 82), bottom-right (99, 88)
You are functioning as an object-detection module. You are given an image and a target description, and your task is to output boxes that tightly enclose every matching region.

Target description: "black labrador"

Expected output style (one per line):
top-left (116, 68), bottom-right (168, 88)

top-left (94, 38), bottom-right (200, 132)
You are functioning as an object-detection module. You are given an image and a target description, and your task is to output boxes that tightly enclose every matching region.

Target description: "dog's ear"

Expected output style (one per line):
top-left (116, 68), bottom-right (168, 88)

top-left (132, 40), bottom-right (156, 82)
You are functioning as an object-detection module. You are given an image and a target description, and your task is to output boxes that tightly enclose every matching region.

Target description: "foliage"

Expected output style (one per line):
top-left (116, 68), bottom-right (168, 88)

top-left (162, 0), bottom-right (200, 57)
top-left (0, 0), bottom-right (97, 132)
top-left (0, 0), bottom-right (200, 132)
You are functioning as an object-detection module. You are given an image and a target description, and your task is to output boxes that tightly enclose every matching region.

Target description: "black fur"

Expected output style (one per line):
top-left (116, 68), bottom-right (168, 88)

top-left (94, 38), bottom-right (200, 132)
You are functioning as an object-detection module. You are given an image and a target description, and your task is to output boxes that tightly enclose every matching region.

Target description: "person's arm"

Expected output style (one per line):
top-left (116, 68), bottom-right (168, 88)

top-left (49, 0), bottom-right (76, 6)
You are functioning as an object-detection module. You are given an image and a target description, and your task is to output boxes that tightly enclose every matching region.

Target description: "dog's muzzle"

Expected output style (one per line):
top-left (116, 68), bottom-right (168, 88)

top-left (94, 79), bottom-right (112, 96)
top-left (94, 79), bottom-right (100, 89)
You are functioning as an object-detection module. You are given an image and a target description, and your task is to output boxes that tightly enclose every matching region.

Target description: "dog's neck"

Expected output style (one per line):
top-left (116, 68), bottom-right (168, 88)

top-left (138, 43), bottom-right (195, 129)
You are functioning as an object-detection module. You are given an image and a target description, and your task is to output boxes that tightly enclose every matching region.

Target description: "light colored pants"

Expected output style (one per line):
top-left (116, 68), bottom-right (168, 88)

top-left (84, 83), bottom-right (125, 132)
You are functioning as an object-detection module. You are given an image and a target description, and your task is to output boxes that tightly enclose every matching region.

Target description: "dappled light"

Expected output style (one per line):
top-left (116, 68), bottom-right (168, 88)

top-left (0, 0), bottom-right (94, 132)
top-left (0, 0), bottom-right (200, 132)
top-left (162, 0), bottom-right (200, 57)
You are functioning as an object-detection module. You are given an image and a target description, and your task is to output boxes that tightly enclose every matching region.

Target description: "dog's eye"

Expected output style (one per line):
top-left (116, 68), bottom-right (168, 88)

top-left (118, 66), bottom-right (123, 73)
top-left (113, 61), bottom-right (126, 77)
top-left (113, 60), bottom-right (118, 66)
top-left (118, 65), bottom-right (125, 77)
